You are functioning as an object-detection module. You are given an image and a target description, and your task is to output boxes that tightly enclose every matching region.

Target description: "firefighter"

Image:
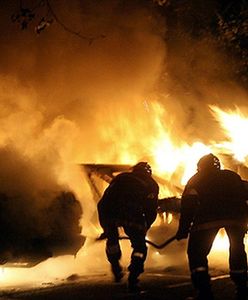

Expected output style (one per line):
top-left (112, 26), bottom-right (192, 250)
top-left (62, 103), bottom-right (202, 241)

top-left (97, 162), bottom-right (159, 293)
top-left (176, 153), bottom-right (248, 300)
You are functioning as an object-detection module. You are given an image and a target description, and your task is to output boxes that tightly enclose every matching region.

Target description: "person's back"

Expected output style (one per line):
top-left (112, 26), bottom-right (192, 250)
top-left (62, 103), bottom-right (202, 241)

top-left (97, 162), bottom-right (159, 293)
top-left (176, 153), bottom-right (248, 300)
top-left (186, 168), bottom-right (248, 226)
top-left (98, 170), bottom-right (158, 229)
top-left (98, 172), bottom-right (143, 227)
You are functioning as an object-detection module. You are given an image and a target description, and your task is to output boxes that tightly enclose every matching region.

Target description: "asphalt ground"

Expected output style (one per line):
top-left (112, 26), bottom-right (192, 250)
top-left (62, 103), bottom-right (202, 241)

top-left (0, 231), bottom-right (245, 300)
top-left (0, 266), bottom-right (239, 300)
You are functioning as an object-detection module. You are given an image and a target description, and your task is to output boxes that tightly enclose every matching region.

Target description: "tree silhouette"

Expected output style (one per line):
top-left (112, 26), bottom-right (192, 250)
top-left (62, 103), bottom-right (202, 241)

top-left (10, 0), bottom-right (248, 82)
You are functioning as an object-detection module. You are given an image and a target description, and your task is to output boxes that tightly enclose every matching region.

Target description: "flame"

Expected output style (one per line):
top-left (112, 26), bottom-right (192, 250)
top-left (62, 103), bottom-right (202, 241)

top-left (212, 229), bottom-right (229, 251)
top-left (97, 101), bottom-right (248, 187)
top-left (96, 101), bottom-right (248, 257)
top-left (1, 0), bottom-right (248, 287)
top-left (1, 96), bottom-right (248, 286)
top-left (210, 105), bottom-right (248, 163)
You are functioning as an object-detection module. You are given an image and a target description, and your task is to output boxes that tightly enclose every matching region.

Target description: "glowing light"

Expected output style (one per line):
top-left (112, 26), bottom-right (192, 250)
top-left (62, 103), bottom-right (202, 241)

top-left (166, 213), bottom-right (173, 224)
top-left (180, 142), bottom-right (212, 185)
top-left (2, 93), bottom-right (248, 288)
top-left (0, 268), bottom-right (5, 280)
top-left (212, 229), bottom-right (229, 251)
top-left (210, 105), bottom-right (248, 163)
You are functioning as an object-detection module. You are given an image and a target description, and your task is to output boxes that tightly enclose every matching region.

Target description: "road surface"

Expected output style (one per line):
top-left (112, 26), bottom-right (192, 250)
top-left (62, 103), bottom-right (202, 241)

top-left (0, 266), bottom-right (238, 300)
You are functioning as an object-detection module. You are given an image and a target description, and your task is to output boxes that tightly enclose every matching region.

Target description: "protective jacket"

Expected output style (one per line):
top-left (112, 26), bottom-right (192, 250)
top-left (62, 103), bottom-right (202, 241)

top-left (178, 169), bottom-right (248, 235)
top-left (97, 171), bottom-right (159, 231)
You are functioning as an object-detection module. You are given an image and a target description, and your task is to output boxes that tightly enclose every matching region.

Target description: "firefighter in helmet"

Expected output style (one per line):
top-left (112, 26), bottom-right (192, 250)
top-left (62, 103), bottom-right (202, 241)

top-left (176, 153), bottom-right (248, 300)
top-left (97, 162), bottom-right (159, 293)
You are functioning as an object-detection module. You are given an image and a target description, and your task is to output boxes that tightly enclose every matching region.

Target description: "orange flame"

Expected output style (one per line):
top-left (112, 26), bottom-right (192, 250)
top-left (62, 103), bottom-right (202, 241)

top-left (210, 105), bottom-right (248, 164)
top-left (1, 100), bottom-right (248, 286)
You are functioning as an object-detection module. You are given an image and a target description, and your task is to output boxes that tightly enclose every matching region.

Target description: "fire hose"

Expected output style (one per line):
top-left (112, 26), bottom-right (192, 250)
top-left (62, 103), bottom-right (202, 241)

top-left (96, 233), bottom-right (177, 249)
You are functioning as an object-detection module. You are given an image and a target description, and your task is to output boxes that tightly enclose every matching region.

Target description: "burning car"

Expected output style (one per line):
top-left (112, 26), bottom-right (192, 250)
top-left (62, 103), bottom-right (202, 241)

top-left (0, 190), bottom-right (85, 268)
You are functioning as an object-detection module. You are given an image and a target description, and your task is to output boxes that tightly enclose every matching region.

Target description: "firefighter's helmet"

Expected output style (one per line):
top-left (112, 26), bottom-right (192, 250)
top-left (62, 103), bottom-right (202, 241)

top-left (197, 153), bottom-right (221, 172)
top-left (132, 162), bottom-right (152, 175)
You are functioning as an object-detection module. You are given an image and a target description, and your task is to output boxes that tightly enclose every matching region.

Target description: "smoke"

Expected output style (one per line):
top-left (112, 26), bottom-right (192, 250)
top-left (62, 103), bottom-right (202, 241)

top-left (155, 3), bottom-right (248, 144)
top-left (0, 0), bottom-right (167, 159)
top-left (0, 0), bottom-right (246, 284)
top-left (0, 0), bottom-right (168, 278)
top-left (0, 1), bottom-right (168, 179)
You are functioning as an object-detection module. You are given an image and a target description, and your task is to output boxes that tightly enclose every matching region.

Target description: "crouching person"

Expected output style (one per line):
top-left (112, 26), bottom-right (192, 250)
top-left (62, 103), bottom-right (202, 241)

top-left (97, 162), bottom-right (159, 293)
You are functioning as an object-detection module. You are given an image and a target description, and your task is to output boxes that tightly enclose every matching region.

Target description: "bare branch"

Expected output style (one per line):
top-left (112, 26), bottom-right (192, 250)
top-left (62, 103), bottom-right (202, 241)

top-left (12, 0), bottom-right (106, 45)
top-left (45, 0), bottom-right (106, 44)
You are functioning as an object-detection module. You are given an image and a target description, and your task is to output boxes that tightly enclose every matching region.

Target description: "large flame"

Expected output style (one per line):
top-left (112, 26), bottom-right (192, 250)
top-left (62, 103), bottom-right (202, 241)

top-left (1, 0), bottom-right (247, 291)
top-left (95, 101), bottom-right (248, 252)
top-left (210, 105), bottom-right (248, 163)
top-left (1, 95), bottom-right (248, 287)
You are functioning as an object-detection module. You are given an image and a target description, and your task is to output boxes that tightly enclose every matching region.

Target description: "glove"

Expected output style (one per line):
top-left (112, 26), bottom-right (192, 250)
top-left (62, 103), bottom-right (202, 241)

top-left (96, 231), bottom-right (107, 241)
top-left (175, 230), bottom-right (189, 241)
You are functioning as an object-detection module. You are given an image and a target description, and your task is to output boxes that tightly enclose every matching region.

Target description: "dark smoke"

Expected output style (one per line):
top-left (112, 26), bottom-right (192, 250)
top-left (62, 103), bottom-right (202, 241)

top-left (0, 146), bottom-right (83, 263)
top-left (0, 0), bottom-right (167, 264)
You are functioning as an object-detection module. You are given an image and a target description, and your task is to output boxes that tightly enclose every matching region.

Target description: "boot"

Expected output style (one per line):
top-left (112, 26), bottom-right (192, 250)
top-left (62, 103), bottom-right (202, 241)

top-left (185, 291), bottom-right (214, 300)
top-left (190, 270), bottom-right (214, 300)
top-left (111, 262), bottom-right (123, 283)
top-left (198, 289), bottom-right (214, 300)
top-left (128, 273), bottom-right (140, 293)
top-left (230, 271), bottom-right (247, 300)
top-left (127, 254), bottom-right (145, 293)
top-left (236, 287), bottom-right (247, 300)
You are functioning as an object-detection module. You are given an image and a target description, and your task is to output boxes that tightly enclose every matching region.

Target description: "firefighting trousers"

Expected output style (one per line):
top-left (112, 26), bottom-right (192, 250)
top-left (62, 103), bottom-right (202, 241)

top-left (104, 223), bottom-right (147, 277)
top-left (187, 226), bottom-right (247, 289)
